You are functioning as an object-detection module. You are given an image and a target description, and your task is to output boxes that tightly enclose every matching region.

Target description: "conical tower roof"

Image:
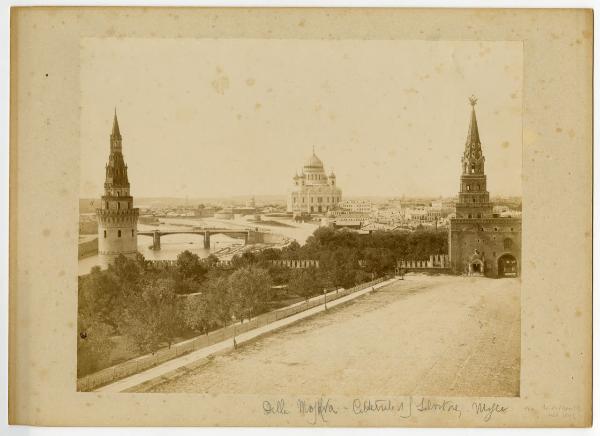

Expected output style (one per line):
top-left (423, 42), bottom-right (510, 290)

top-left (464, 96), bottom-right (482, 159)
top-left (111, 109), bottom-right (121, 139)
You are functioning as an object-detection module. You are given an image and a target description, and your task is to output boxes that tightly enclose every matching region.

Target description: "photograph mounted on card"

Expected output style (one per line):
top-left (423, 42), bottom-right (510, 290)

top-left (8, 7), bottom-right (592, 427)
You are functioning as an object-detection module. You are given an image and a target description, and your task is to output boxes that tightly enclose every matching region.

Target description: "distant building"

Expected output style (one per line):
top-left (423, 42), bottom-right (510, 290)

top-left (448, 98), bottom-right (521, 278)
top-left (232, 207), bottom-right (256, 215)
top-left (214, 208), bottom-right (234, 219)
top-left (338, 199), bottom-right (372, 213)
top-left (287, 149), bottom-right (342, 216)
top-left (96, 111), bottom-right (139, 266)
top-left (195, 206), bottom-right (216, 218)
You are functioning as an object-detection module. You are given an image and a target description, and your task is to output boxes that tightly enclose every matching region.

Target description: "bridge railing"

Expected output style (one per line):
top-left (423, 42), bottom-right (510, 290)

top-left (76, 276), bottom-right (389, 392)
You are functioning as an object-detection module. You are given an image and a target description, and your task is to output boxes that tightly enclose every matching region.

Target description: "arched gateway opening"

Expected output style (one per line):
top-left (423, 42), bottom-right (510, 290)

top-left (498, 254), bottom-right (518, 278)
top-left (469, 259), bottom-right (484, 276)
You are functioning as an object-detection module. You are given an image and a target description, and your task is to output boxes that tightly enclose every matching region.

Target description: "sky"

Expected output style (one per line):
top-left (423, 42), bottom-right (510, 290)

top-left (80, 38), bottom-right (522, 199)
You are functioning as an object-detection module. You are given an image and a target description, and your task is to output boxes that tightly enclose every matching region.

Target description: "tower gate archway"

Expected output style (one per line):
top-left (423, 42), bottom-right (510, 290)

top-left (497, 253), bottom-right (518, 278)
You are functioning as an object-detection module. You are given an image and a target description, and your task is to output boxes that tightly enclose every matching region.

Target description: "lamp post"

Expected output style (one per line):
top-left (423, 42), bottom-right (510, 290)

top-left (323, 288), bottom-right (327, 311)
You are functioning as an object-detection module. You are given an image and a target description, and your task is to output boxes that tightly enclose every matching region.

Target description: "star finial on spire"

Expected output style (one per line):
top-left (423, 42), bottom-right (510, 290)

top-left (469, 95), bottom-right (478, 107)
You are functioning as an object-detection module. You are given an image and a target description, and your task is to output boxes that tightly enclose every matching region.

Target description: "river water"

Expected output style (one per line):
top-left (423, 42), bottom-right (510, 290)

top-left (78, 215), bottom-right (318, 276)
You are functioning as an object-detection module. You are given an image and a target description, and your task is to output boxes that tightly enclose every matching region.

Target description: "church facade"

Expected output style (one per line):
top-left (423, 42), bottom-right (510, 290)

top-left (287, 150), bottom-right (342, 216)
top-left (448, 98), bottom-right (521, 278)
top-left (96, 111), bottom-right (139, 267)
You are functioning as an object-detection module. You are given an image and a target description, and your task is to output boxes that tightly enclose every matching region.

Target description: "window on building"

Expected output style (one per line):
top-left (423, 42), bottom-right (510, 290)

top-left (117, 202), bottom-right (121, 210)
top-left (468, 214), bottom-right (472, 218)
top-left (118, 230), bottom-right (122, 238)
top-left (504, 238), bottom-right (513, 250)
top-left (103, 230), bottom-right (106, 238)
top-left (471, 164), bottom-right (475, 173)
top-left (466, 185), bottom-right (470, 191)
top-left (477, 213), bottom-right (481, 218)
top-left (476, 184), bottom-right (480, 190)
top-left (131, 229), bottom-right (134, 237)
top-left (472, 198), bottom-right (476, 203)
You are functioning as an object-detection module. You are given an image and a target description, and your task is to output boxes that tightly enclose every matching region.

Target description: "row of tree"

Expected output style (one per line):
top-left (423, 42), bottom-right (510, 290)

top-left (78, 253), bottom-right (275, 376)
top-left (78, 227), bottom-right (448, 377)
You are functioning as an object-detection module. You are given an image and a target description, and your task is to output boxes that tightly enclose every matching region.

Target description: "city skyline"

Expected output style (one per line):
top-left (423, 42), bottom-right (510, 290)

top-left (80, 39), bottom-right (523, 199)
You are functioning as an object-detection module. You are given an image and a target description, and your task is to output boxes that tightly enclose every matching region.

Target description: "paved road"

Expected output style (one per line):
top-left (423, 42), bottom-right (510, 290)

top-left (147, 275), bottom-right (521, 397)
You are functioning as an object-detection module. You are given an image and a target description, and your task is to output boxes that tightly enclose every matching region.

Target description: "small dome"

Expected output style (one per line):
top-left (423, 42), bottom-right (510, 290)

top-left (305, 152), bottom-right (324, 168)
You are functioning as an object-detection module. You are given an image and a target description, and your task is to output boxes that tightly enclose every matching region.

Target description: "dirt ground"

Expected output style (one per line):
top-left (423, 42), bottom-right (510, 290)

top-left (148, 274), bottom-right (521, 397)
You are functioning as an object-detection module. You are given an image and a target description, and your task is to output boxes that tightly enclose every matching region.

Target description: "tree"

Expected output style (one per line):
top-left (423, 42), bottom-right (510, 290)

top-left (181, 294), bottom-right (211, 335)
top-left (173, 250), bottom-right (207, 294)
top-left (110, 254), bottom-right (142, 287)
top-left (205, 253), bottom-right (219, 268)
top-left (181, 275), bottom-right (231, 335)
top-left (119, 278), bottom-right (182, 353)
top-left (230, 252), bottom-right (257, 269)
top-left (176, 250), bottom-right (207, 281)
top-left (205, 276), bottom-right (233, 328)
top-left (77, 312), bottom-right (114, 377)
top-left (228, 266), bottom-right (273, 321)
top-left (362, 247), bottom-right (395, 276)
top-left (281, 240), bottom-right (301, 259)
top-left (78, 266), bottom-right (122, 329)
top-left (287, 268), bottom-right (320, 301)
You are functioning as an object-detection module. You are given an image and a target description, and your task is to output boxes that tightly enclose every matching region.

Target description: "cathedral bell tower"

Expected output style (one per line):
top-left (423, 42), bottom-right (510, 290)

top-left (96, 110), bottom-right (139, 267)
top-left (455, 96), bottom-right (493, 219)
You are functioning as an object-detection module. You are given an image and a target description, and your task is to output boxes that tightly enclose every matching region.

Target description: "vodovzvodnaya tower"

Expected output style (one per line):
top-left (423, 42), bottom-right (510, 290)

top-left (96, 111), bottom-right (139, 267)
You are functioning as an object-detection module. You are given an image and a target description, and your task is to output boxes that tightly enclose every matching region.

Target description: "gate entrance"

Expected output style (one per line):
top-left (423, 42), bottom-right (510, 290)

top-left (498, 254), bottom-right (518, 277)
top-left (469, 259), bottom-right (484, 276)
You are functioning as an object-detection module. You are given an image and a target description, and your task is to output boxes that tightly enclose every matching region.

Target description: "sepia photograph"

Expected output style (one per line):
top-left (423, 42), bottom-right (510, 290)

top-left (7, 6), bottom-right (592, 429)
top-left (76, 38), bottom-right (523, 398)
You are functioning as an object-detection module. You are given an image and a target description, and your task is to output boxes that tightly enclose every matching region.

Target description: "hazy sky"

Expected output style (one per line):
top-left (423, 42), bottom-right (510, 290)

top-left (80, 38), bottom-right (522, 199)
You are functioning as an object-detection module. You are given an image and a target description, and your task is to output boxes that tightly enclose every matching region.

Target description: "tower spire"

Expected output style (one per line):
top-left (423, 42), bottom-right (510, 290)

top-left (455, 96), bottom-right (492, 219)
top-left (110, 108), bottom-right (123, 153)
top-left (464, 95), bottom-right (481, 157)
top-left (112, 108), bottom-right (121, 139)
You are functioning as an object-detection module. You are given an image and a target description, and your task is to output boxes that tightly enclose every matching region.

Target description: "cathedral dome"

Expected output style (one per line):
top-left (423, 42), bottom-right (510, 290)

top-left (304, 152), bottom-right (324, 169)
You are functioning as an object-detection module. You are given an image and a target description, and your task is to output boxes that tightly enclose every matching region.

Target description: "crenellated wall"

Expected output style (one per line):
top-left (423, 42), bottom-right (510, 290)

top-left (269, 259), bottom-right (320, 269)
top-left (398, 254), bottom-right (450, 270)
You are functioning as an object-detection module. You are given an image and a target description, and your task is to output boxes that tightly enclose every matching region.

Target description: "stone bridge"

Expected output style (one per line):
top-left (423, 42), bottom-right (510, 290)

top-left (137, 228), bottom-right (256, 250)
